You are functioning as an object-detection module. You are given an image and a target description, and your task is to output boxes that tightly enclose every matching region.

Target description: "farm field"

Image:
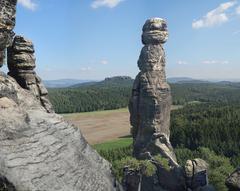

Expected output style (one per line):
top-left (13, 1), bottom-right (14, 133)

top-left (62, 108), bottom-right (130, 144)
top-left (62, 106), bottom-right (182, 144)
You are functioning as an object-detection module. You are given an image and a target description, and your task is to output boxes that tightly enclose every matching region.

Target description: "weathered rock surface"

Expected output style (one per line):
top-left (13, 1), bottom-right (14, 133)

top-left (185, 159), bottom-right (210, 190)
top-left (0, 1), bottom-right (122, 190)
top-left (0, 73), bottom-right (121, 191)
top-left (7, 35), bottom-right (54, 113)
top-left (0, 0), bottom-right (17, 67)
top-left (226, 167), bottom-right (240, 191)
top-left (127, 17), bottom-right (186, 191)
top-left (129, 18), bottom-right (177, 167)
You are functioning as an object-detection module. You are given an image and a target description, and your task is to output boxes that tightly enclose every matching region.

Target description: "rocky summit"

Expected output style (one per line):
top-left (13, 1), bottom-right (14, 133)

top-left (0, 1), bottom-right (121, 190)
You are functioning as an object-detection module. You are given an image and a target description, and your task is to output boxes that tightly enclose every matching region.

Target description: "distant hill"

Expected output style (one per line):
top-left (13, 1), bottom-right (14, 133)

top-left (167, 77), bottom-right (209, 84)
top-left (44, 77), bottom-right (240, 88)
top-left (72, 76), bottom-right (134, 88)
top-left (44, 79), bottom-right (95, 88)
top-left (48, 75), bottom-right (240, 113)
top-left (167, 77), bottom-right (195, 83)
top-left (48, 76), bottom-right (134, 113)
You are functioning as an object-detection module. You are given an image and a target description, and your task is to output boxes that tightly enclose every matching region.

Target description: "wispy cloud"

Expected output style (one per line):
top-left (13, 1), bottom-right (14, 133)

top-left (236, 6), bottom-right (240, 14)
top-left (202, 60), bottom-right (229, 64)
top-left (80, 67), bottom-right (92, 71)
top-left (100, 60), bottom-right (108, 65)
top-left (18, 0), bottom-right (37, 11)
top-left (177, 60), bottom-right (188, 65)
top-left (192, 1), bottom-right (237, 29)
top-left (91, 0), bottom-right (124, 9)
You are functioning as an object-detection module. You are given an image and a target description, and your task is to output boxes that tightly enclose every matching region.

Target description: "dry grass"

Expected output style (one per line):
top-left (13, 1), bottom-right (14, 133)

top-left (62, 106), bottom-right (182, 144)
top-left (63, 108), bottom-right (131, 144)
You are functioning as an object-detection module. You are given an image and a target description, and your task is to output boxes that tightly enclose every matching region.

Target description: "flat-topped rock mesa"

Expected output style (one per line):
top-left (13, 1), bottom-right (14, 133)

top-left (0, 1), bottom-right (122, 190)
top-left (105, 76), bottom-right (133, 81)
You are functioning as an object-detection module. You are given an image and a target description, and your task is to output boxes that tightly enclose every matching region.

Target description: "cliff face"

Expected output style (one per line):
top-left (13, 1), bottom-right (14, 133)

top-left (0, 1), bottom-right (121, 190)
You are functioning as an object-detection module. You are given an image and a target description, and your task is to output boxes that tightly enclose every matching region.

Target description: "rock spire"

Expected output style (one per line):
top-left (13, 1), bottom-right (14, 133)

top-left (7, 35), bottom-right (54, 113)
top-left (129, 18), bottom-right (178, 167)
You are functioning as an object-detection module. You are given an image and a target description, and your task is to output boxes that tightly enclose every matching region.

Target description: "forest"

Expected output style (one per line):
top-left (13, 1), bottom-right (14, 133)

top-left (48, 77), bottom-right (240, 190)
top-left (48, 77), bottom-right (132, 113)
top-left (48, 77), bottom-right (240, 113)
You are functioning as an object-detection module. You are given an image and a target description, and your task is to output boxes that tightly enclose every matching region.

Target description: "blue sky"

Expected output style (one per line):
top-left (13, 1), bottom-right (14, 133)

top-left (11, 0), bottom-right (240, 80)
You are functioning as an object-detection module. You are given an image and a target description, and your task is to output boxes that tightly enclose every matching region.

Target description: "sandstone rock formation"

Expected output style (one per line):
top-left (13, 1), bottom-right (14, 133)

top-left (127, 18), bottom-right (214, 191)
top-left (185, 159), bottom-right (213, 191)
top-left (129, 18), bottom-right (178, 167)
top-left (127, 17), bottom-right (186, 191)
top-left (0, 0), bottom-right (17, 67)
top-left (226, 167), bottom-right (240, 191)
top-left (0, 75), bottom-right (121, 191)
top-left (0, 1), bottom-right (122, 190)
top-left (7, 35), bottom-right (53, 113)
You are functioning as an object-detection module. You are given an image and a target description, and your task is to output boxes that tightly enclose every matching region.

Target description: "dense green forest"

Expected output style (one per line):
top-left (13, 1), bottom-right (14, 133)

top-left (48, 77), bottom-right (132, 113)
top-left (48, 77), bottom-right (240, 113)
top-left (48, 77), bottom-right (240, 189)
top-left (170, 103), bottom-right (240, 167)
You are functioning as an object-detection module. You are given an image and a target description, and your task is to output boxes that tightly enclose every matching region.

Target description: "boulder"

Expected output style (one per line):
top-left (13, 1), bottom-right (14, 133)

top-left (226, 167), bottom-right (240, 191)
top-left (185, 158), bottom-right (209, 190)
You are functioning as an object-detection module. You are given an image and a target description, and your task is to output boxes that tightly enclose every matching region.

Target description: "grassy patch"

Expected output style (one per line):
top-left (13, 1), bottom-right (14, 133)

top-left (93, 137), bottom-right (133, 151)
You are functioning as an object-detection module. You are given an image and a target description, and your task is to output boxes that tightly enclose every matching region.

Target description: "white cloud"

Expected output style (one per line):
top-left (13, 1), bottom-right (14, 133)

top-left (100, 60), bottom-right (108, 65)
top-left (18, 0), bottom-right (37, 11)
top-left (177, 60), bottom-right (188, 65)
top-left (236, 6), bottom-right (240, 14)
top-left (202, 60), bottom-right (229, 64)
top-left (192, 1), bottom-right (237, 29)
top-left (80, 67), bottom-right (92, 71)
top-left (91, 0), bottom-right (124, 9)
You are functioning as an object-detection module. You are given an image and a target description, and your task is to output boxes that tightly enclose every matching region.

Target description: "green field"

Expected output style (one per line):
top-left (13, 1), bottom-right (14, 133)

top-left (93, 137), bottom-right (133, 151)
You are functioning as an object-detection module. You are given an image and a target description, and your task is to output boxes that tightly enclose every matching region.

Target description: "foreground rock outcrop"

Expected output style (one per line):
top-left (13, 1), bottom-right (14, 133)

top-left (0, 1), bottom-right (121, 190)
top-left (0, 74), bottom-right (121, 191)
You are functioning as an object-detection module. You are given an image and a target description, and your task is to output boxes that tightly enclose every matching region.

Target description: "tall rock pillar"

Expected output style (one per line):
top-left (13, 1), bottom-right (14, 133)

top-left (7, 35), bottom-right (54, 113)
top-left (129, 18), bottom-right (178, 167)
